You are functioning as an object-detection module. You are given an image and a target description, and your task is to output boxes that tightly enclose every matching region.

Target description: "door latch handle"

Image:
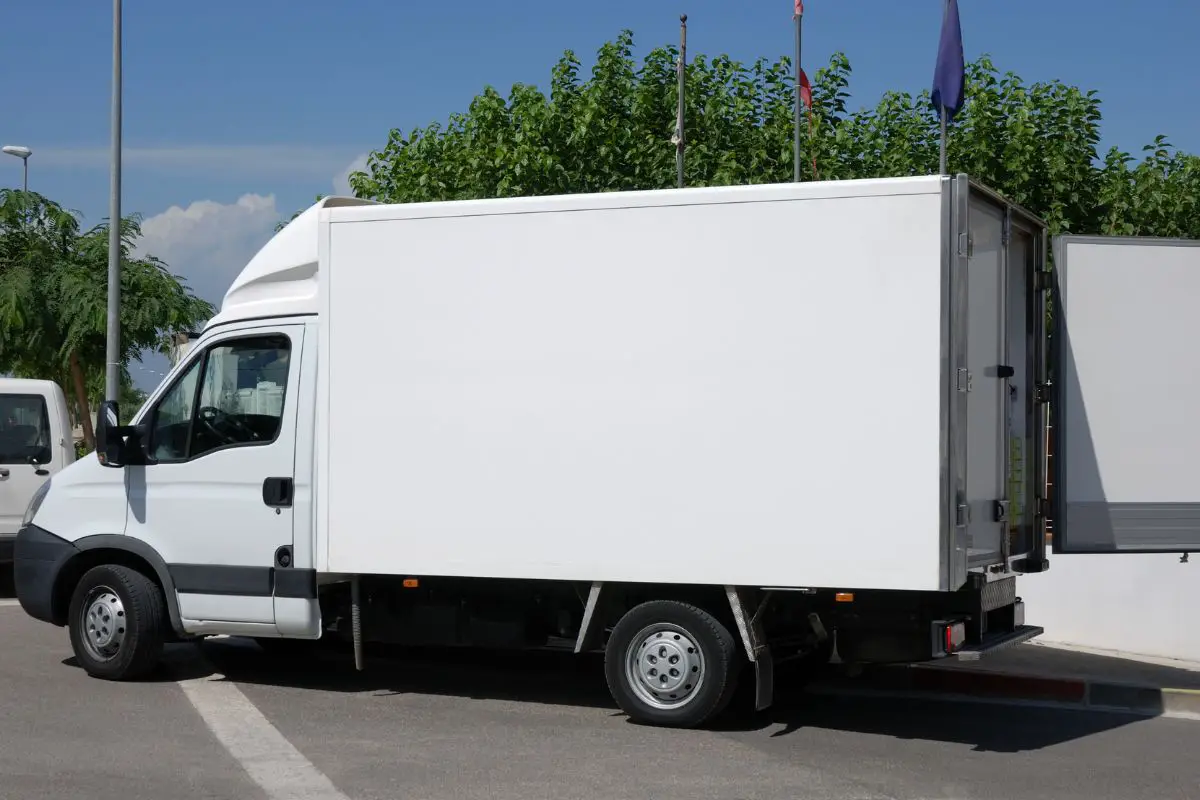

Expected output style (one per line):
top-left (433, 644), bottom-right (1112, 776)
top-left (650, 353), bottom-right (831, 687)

top-left (0, 467), bottom-right (9, 479)
top-left (262, 476), bottom-right (294, 508)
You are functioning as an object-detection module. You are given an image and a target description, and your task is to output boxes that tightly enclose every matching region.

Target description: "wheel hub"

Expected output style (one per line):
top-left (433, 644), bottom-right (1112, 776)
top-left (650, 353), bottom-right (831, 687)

top-left (83, 588), bottom-right (126, 659)
top-left (626, 624), bottom-right (705, 709)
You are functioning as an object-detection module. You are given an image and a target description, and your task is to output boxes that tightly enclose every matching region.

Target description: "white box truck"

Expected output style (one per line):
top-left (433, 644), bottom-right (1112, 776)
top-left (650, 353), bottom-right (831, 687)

top-left (16, 174), bottom-right (1190, 728)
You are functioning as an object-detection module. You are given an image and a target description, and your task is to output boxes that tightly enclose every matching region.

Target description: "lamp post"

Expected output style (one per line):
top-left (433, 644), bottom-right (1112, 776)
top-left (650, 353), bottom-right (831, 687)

top-left (105, 0), bottom-right (123, 404)
top-left (2, 145), bottom-right (32, 191)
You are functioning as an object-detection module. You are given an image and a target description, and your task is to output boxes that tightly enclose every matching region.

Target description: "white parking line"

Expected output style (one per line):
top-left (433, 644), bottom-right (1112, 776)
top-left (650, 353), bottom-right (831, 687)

top-left (177, 662), bottom-right (350, 800)
top-left (0, 599), bottom-right (21, 607)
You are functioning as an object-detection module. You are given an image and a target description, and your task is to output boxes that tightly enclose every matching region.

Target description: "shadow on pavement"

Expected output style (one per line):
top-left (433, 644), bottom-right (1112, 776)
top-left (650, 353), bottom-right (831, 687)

top-left (104, 635), bottom-right (1154, 753)
top-left (738, 692), bottom-right (1153, 753)
top-left (0, 567), bottom-right (15, 598)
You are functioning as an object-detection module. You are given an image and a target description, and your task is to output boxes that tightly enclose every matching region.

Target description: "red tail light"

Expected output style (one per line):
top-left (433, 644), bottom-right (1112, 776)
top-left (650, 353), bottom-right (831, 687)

top-left (944, 621), bottom-right (966, 653)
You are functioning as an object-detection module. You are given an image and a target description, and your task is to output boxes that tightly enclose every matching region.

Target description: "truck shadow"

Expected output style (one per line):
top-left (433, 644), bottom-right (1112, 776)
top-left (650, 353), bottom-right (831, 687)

top-left (120, 636), bottom-right (1158, 753)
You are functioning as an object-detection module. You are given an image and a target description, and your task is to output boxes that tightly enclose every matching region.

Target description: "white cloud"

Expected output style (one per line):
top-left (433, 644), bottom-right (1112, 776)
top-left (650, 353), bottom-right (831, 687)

top-left (132, 150), bottom-right (367, 336)
top-left (126, 153), bottom-right (364, 391)
top-left (332, 153), bottom-right (370, 196)
top-left (135, 193), bottom-right (281, 310)
top-left (123, 193), bottom-right (281, 391)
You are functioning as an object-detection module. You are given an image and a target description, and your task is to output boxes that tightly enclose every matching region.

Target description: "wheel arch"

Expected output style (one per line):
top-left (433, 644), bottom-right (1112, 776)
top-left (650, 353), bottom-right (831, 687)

top-left (575, 582), bottom-right (740, 656)
top-left (52, 536), bottom-right (185, 636)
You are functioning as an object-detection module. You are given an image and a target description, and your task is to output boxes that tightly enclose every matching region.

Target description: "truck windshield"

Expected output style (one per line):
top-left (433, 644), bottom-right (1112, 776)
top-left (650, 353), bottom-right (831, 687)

top-left (0, 393), bottom-right (53, 465)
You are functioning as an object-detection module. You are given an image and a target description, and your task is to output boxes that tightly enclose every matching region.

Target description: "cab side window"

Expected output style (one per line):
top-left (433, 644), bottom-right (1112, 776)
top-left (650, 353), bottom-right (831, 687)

top-left (148, 358), bottom-right (201, 461)
top-left (0, 394), bottom-right (52, 465)
top-left (147, 334), bottom-right (292, 463)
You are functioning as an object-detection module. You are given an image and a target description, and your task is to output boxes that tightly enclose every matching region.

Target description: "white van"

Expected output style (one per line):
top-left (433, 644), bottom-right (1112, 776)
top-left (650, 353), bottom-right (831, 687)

top-left (1, 379), bottom-right (74, 567)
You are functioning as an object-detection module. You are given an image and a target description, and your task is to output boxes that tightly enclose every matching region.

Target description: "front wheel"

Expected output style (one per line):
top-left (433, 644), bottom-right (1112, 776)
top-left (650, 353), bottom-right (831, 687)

top-left (67, 564), bottom-right (167, 680)
top-left (604, 600), bottom-right (742, 728)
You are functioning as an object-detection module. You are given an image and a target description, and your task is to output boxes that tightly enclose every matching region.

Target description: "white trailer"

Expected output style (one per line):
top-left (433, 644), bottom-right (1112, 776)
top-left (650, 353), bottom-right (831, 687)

top-left (15, 174), bottom-right (1073, 728)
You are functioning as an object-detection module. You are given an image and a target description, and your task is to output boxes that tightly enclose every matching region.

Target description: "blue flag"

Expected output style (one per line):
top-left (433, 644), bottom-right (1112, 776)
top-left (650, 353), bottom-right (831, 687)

top-left (931, 0), bottom-right (965, 120)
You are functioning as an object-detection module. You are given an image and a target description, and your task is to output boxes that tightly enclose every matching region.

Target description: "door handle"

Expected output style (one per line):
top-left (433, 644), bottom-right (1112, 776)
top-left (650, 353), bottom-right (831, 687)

top-left (0, 468), bottom-right (9, 479)
top-left (262, 477), bottom-right (294, 508)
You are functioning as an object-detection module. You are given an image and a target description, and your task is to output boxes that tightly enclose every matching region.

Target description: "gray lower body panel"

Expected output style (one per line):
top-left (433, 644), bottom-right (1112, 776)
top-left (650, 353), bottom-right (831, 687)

top-left (1062, 502), bottom-right (1200, 552)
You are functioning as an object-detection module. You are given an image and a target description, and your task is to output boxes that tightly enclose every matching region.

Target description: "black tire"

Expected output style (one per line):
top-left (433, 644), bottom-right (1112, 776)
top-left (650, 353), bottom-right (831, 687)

top-left (67, 564), bottom-right (166, 681)
top-left (604, 600), bottom-right (742, 728)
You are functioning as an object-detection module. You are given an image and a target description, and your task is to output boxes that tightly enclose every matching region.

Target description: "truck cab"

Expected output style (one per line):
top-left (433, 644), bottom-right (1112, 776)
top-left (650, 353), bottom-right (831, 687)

top-left (0, 379), bottom-right (75, 566)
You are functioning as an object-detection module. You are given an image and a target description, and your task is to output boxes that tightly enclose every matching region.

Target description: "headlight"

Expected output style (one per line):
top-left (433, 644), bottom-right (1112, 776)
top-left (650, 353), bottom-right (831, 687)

top-left (22, 480), bottom-right (51, 527)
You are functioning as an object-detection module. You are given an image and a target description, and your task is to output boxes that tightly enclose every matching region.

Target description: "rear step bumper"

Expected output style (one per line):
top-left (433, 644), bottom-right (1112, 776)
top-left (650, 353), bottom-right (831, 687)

top-left (952, 625), bottom-right (1044, 661)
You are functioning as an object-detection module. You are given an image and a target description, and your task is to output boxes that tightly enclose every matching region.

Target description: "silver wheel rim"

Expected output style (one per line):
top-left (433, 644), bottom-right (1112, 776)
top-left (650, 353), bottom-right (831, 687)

top-left (624, 622), bottom-right (705, 710)
top-left (80, 585), bottom-right (127, 662)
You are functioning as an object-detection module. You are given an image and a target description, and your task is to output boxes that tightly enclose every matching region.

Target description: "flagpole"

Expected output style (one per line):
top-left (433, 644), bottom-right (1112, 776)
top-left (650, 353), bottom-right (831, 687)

top-left (938, 0), bottom-right (947, 175)
top-left (676, 14), bottom-right (687, 189)
top-left (931, 0), bottom-right (963, 176)
top-left (939, 106), bottom-right (947, 175)
top-left (793, 3), bottom-right (803, 182)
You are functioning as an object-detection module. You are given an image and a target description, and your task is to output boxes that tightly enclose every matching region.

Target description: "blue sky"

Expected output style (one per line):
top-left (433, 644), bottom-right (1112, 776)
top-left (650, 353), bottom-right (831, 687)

top-left (2, 0), bottom-right (1197, 388)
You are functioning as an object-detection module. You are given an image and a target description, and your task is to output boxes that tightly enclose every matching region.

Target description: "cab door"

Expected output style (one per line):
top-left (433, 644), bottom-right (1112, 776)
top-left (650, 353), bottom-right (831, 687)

top-left (1051, 235), bottom-right (1200, 553)
top-left (125, 323), bottom-right (304, 631)
top-left (0, 388), bottom-right (57, 535)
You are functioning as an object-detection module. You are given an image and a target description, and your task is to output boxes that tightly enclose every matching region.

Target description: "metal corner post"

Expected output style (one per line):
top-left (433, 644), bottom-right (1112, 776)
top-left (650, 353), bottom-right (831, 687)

top-left (105, 0), bottom-right (123, 403)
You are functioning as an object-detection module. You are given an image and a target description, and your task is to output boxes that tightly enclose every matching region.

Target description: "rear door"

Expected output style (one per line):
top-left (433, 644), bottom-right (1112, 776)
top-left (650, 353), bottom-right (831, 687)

top-left (960, 187), bottom-right (1010, 568)
top-left (0, 389), bottom-right (56, 535)
top-left (1051, 235), bottom-right (1200, 553)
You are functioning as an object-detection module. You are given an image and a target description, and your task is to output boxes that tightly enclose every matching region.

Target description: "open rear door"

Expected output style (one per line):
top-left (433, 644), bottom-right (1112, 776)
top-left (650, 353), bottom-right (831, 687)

top-left (1051, 235), bottom-right (1200, 553)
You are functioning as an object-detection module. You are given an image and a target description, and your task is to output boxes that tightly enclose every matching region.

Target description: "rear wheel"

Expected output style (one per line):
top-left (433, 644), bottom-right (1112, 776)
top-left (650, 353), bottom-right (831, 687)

top-left (604, 600), bottom-right (741, 728)
top-left (67, 564), bottom-right (166, 681)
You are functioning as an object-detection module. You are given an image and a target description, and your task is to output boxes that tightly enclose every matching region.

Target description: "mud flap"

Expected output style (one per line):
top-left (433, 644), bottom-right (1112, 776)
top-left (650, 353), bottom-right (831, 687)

top-left (754, 645), bottom-right (774, 711)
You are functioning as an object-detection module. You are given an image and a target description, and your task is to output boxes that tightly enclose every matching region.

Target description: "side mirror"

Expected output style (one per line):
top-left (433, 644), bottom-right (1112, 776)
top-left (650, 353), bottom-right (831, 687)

top-left (96, 400), bottom-right (127, 468)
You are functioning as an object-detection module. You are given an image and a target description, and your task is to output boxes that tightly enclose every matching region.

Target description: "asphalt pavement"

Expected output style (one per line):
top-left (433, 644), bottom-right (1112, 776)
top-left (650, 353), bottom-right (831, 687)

top-left (1, 576), bottom-right (1198, 800)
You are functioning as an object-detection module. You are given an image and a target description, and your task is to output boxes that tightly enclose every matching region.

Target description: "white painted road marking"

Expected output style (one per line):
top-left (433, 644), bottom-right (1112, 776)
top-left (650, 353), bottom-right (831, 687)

top-left (0, 599), bottom-right (21, 607)
top-left (177, 665), bottom-right (350, 800)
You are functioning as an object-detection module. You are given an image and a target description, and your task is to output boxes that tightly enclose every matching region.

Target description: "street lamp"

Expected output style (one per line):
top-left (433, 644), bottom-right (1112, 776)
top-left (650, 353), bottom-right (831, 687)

top-left (105, 0), bottom-right (123, 404)
top-left (2, 145), bottom-right (32, 191)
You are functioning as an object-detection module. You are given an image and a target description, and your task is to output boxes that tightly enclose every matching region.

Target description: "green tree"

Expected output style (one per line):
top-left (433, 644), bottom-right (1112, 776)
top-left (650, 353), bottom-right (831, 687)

top-left (0, 189), bottom-right (214, 448)
top-left (328, 30), bottom-right (1196, 241)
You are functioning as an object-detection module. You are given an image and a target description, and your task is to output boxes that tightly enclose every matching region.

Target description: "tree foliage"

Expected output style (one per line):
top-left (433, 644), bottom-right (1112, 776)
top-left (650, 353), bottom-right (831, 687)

top-left (0, 189), bottom-right (214, 447)
top-left (337, 30), bottom-right (1197, 240)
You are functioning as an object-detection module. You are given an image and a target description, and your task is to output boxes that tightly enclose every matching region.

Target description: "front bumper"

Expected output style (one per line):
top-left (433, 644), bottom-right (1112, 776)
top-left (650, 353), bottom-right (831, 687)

top-left (13, 524), bottom-right (78, 625)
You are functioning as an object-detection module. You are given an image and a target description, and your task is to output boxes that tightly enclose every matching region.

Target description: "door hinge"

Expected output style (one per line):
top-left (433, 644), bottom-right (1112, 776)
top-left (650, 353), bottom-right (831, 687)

top-left (1034, 270), bottom-right (1053, 292)
top-left (956, 368), bottom-right (973, 392)
top-left (1033, 382), bottom-right (1051, 404)
top-left (1001, 211), bottom-right (1012, 246)
top-left (993, 500), bottom-right (1010, 523)
top-left (957, 232), bottom-right (973, 258)
top-left (956, 503), bottom-right (971, 527)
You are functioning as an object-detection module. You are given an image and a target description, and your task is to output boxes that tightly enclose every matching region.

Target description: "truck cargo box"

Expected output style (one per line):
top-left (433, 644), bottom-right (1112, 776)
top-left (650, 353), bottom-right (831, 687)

top-left (314, 175), bottom-right (1049, 592)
